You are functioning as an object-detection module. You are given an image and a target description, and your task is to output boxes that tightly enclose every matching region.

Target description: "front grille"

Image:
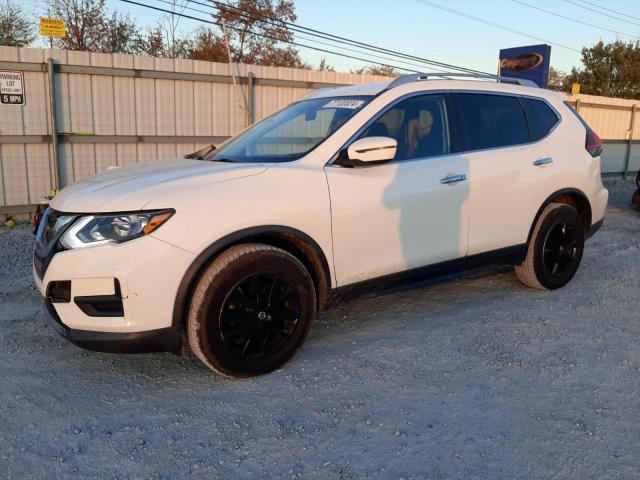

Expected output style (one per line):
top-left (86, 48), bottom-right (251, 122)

top-left (34, 253), bottom-right (47, 279)
top-left (34, 208), bottom-right (76, 279)
top-left (37, 208), bottom-right (76, 246)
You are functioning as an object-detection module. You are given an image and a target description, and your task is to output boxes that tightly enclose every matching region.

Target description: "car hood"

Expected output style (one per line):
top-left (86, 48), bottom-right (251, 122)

top-left (51, 157), bottom-right (268, 213)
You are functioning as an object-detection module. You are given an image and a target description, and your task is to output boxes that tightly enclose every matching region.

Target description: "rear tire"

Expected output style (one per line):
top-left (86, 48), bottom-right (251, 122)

top-left (187, 244), bottom-right (316, 378)
top-left (515, 202), bottom-right (585, 290)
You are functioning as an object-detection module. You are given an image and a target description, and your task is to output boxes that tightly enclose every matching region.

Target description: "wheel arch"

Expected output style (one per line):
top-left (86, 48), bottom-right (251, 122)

top-left (527, 188), bottom-right (592, 244)
top-left (172, 226), bottom-right (332, 330)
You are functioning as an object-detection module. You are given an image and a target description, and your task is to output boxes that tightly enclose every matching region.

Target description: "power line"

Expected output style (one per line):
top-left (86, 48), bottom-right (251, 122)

top-left (152, 0), bottom-right (427, 71)
top-left (203, 0), bottom-right (489, 74)
top-left (508, 0), bottom-right (640, 38)
top-left (558, 0), bottom-right (640, 27)
top-left (175, 0), bottom-right (460, 73)
top-left (129, 0), bottom-right (493, 75)
top-left (576, 0), bottom-right (640, 23)
top-left (120, 0), bottom-right (419, 72)
top-left (412, 0), bottom-right (582, 53)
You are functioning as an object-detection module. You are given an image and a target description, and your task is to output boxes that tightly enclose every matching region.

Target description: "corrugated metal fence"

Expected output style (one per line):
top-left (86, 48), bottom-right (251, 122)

top-left (0, 46), bottom-right (638, 213)
top-left (0, 46), bottom-right (386, 212)
top-left (565, 93), bottom-right (640, 177)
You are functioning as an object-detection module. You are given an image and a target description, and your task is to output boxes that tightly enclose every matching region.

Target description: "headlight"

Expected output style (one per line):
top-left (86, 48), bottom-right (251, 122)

top-left (59, 210), bottom-right (174, 250)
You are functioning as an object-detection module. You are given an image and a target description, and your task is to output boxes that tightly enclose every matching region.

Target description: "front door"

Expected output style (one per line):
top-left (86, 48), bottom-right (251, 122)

top-left (325, 94), bottom-right (470, 287)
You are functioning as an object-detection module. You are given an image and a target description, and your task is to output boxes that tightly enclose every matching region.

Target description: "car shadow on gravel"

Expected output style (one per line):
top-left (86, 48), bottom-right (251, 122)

top-left (29, 264), bottom-right (525, 386)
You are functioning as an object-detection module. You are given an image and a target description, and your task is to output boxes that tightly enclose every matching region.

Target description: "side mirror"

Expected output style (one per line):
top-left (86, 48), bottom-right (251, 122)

top-left (347, 136), bottom-right (397, 165)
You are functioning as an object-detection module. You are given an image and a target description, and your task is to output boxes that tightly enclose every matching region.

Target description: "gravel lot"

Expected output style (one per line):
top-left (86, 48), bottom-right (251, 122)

top-left (1, 180), bottom-right (639, 480)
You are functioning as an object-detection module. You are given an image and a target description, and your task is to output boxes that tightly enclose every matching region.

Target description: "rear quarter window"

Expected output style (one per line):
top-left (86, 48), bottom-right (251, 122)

top-left (521, 98), bottom-right (559, 141)
top-left (456, 93), bottom-right (529, 151)
top-left (563, 101), bottom-right (593, 131)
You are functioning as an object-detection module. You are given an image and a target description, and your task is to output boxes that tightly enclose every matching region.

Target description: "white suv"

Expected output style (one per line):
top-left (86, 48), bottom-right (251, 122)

top-left (34, 73), bottom-right (608, 377)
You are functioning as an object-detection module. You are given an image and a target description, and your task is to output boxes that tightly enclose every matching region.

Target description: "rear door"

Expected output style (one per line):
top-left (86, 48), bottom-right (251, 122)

top-left (453, 92), bottom-right (560, 255)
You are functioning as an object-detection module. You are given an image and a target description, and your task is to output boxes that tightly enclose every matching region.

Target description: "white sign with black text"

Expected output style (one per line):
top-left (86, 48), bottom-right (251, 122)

top-left (0, 71), bottom-right (25, 105)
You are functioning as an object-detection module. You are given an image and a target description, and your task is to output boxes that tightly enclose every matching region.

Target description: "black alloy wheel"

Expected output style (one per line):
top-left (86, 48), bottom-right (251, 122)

top-left (219, 274), bottom-right (301, 359)
top-left (542, 221), bottom-right (580, 279)
top-left (187, 244), bottom-right (316, 378)
top-left (515, 202), bottom-right (586, 290)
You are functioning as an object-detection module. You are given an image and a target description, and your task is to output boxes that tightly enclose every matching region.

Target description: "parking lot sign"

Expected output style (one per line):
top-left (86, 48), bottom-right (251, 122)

top-left (0, 71), bottom-right (25, 105)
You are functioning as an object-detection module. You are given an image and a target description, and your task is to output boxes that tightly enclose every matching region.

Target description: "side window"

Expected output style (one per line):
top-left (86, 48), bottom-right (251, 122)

top-left (360, 95), bottom-right (450, 161)
top-left (521, 98), bottom-right (559, 141)
top-left (457, 94), bottom-right (529, 150)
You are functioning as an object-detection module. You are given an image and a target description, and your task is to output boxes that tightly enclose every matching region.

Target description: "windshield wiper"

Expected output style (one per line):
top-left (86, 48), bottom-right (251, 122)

top-left (212, 158), bottom-right (234, 163)
top-left (185, 144), bottom-right (216, 160)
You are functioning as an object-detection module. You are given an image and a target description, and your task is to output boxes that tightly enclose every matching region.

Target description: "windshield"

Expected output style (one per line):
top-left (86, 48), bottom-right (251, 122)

top-left (210, 96), bottom-right (372, 163)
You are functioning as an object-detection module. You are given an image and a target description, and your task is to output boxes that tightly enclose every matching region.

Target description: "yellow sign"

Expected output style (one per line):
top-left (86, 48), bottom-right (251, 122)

top-left (571, 83), bottom-right (581, 95)
top-left (40, 18), bottom-right (66, 38)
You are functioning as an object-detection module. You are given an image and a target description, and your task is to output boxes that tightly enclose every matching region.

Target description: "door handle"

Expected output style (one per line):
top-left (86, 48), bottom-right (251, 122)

top-left (533, 157), bottom-right (553, 166)
top-left (440, 173), bottom-right (466, 185)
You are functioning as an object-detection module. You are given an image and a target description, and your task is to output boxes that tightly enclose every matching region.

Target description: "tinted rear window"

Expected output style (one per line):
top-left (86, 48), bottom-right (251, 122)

top-left (521, 98), bottom-right (559, 141)
top-left (457, 94), bottom-right (529, 151)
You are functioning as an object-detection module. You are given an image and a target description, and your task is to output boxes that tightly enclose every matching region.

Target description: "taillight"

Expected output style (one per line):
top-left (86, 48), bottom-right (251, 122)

top-left (585, 129), bottom-right (603, 157)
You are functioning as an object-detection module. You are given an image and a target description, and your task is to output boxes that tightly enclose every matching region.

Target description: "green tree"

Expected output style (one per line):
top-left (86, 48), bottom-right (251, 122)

top-left (565, 40), bottom-right (640, 99)
top-left (0, 0), bottom-right (36, 47)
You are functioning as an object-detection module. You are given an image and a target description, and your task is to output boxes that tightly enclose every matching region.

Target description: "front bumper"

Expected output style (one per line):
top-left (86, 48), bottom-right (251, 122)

top-left (43, 298), bottom-right (181, 353)
top-left (34, 233), bottom-right (195, 350)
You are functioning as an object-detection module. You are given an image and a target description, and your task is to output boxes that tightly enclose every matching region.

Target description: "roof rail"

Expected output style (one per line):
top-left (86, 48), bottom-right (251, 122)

top-left (385, 73), bottom-right (539, 90)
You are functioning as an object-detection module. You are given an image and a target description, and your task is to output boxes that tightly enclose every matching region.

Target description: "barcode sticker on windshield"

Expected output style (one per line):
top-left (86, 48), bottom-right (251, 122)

top-left (322, 99), bottom-right (365, 109)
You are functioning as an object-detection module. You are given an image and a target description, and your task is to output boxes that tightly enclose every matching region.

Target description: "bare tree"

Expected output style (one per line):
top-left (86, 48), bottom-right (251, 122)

top-left (100, 12), bottom-right (139, 54)
top-left (317, 57), bottom-right (335, 72)
top-left (134, 27), bottom-right (166, 57)
top-left (45, 0), bottom-right (160, 55)
top-left (158, 0), bottom-right (188, 58)
top-left (47, 0), bottom-right (108, 51)
top-left (214, 0), bottom-right (305, 68)
top-left (548, 66), bottom-right (567, 92)
top-left (352, 64), bottom-right (398, 77)
top-left (188, 28), bottom-right (226, 62)
top-left (0, 0), bottom-right (36, 47)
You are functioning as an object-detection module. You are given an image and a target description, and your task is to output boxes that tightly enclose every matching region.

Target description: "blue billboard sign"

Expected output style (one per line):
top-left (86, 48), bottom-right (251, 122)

top-left (499, 44), bottom-right (551, 88)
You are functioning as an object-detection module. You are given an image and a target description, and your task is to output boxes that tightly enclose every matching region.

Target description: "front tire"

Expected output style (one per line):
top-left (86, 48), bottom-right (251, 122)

top-left (515, 202), bottom-right (585, 290)
top-left (187, 244), bottom-right (316, 378)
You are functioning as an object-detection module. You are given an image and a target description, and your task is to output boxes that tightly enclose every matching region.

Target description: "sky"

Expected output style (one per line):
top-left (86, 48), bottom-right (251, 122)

top-left (25, 0), bottom-right (640, 75)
